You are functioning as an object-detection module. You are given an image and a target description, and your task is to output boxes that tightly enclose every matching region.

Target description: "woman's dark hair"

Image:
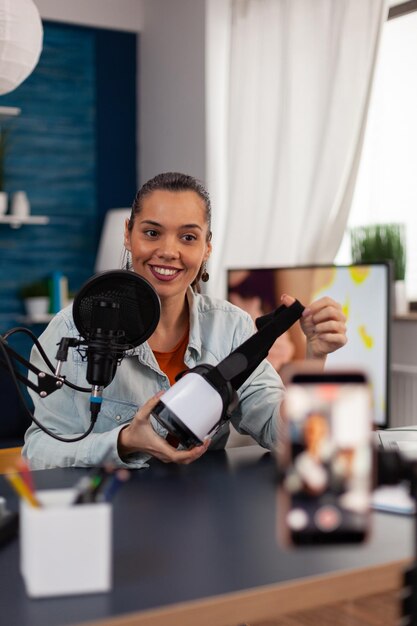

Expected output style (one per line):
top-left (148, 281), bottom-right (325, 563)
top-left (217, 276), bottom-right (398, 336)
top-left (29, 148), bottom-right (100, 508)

top-left (125, 172), bottom-right (212, 291)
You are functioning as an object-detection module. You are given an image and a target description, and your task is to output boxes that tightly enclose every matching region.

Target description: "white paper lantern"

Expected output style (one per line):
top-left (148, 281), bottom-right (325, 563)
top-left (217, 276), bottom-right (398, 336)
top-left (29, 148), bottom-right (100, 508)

top-left (0, 0), bottom-right (43, 95)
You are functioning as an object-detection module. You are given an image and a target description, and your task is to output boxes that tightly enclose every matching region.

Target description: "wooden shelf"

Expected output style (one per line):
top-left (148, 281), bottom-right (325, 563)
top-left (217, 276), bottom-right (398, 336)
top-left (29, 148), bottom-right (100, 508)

top-left (0, 215), bottom-right (49, 228)
top-left (393, 312), bottom-right (417, 322)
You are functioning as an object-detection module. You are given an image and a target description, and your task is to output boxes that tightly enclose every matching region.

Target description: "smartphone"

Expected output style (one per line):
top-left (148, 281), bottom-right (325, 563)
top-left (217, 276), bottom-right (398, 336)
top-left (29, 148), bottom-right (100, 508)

top-left (277, 368), bottom-right (373, 546)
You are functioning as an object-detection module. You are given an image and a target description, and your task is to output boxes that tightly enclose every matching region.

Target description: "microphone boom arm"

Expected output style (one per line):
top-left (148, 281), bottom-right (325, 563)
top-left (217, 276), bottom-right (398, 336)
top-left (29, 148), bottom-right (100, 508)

top-left (0, 339), bottom-right (64, 398)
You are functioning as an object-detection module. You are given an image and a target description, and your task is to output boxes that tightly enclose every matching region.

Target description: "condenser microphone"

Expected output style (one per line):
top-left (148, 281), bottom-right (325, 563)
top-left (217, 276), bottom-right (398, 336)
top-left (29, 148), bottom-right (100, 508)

top-left (152, 300), bottom-right (305, 447)
top-left (72, 270), bottom-right (161, 418)
top-left (83, 297), bottom-right (124, 414)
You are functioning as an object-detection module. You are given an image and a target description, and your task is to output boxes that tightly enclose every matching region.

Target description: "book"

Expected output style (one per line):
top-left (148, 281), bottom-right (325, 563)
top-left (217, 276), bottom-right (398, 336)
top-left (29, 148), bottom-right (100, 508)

top-left (372, 484), bottom-right (415, 515)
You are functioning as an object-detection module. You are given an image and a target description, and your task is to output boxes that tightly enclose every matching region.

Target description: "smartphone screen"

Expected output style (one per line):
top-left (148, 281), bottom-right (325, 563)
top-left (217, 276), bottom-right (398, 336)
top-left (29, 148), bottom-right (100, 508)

top-left (278, 371), bottom-right (372, 546)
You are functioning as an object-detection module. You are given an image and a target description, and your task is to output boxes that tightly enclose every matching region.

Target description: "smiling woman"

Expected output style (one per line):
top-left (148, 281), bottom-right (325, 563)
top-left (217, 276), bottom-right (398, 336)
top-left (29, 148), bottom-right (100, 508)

top-left (125, 192), bottom-right (211, 298)
top-left (124, 172), bottom-right (212, 291)
top-left (22, 172), bottom-right (347, 470)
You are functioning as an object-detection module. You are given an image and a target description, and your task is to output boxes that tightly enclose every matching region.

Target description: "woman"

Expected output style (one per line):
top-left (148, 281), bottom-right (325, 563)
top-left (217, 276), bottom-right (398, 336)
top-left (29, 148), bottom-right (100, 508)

top-left (23, 172), bottom-right (347, 469)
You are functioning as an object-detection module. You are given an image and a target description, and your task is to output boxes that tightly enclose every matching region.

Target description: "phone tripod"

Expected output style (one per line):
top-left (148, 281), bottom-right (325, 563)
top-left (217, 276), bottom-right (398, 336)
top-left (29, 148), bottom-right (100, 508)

top-left (377, 448), bottom-right (417, 625)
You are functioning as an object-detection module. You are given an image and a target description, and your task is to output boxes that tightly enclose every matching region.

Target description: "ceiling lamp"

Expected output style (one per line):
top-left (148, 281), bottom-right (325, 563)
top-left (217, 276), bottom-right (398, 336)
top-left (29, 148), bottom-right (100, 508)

top-left (0, 0), bottom-right (43, 95)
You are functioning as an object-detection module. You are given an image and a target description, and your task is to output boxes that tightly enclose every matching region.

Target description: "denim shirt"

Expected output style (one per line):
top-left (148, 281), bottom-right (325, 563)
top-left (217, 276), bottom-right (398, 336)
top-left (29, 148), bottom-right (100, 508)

top-left (23, 288), bottom-right (285, 469)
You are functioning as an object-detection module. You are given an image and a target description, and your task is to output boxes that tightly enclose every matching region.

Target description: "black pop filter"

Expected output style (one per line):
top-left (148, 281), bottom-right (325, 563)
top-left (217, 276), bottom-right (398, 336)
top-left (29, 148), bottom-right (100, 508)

top-left (73, 270), bottom-right (160, 349)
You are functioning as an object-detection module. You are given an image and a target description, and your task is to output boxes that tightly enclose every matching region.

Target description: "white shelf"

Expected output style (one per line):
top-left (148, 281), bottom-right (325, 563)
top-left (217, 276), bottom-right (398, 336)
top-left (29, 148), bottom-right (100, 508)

top-left (0, 215), bottom-right (50, 228)
top-left (0, 106), bottom-right (21, 120)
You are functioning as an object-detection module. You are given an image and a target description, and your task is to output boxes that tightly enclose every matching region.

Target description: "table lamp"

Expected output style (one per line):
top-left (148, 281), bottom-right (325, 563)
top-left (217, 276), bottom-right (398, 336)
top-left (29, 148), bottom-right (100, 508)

top-left (95, 208), bottom-right (131, 273)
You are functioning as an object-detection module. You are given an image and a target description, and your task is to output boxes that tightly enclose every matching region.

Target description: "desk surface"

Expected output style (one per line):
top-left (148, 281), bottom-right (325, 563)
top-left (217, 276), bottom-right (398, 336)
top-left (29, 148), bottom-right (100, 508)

top-left (0, 446), bottom-right (413, 626)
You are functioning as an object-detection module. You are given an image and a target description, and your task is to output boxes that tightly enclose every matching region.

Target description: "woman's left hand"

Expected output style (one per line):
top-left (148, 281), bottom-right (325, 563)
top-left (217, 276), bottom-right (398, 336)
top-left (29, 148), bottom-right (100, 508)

top-left (282, 294), bottom-right (347, 361)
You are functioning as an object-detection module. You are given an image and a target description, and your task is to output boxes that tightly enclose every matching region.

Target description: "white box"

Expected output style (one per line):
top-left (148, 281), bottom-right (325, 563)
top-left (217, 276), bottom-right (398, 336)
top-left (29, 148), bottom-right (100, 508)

top-left (20, 489), bottom-right (112, 598)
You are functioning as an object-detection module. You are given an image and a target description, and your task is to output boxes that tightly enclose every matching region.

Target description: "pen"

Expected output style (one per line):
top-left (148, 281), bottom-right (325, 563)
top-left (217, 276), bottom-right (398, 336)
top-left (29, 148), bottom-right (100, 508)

top-left (16, 458), bottom-right (35, 494)
top-left (72, 475), bottom-right (96, 504)
top-left (5, 471), bottom-right (41, 508)
top-left (72, 445), bottom-right (116, 505)
top-left (72, 468), bottom-right (109, 505)
top-left (99, 469), bottom-right (130, 502)
top-left (87, 469), bottom-right (108, 501)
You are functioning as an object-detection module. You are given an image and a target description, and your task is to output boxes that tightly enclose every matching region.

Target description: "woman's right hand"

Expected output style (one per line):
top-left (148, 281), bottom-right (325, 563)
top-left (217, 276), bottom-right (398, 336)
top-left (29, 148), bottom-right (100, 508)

top-left (117, 392), bottom-right (210, 464)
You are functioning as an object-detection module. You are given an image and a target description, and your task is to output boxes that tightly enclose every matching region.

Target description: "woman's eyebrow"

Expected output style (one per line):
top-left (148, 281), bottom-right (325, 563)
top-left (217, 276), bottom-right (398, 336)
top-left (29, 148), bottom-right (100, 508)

top-left (140, 219), bottom-right (162, 227)
top-left (140, 219), bottom-right (202, 231)
top-left (181, 223), bottom-right (203, 231)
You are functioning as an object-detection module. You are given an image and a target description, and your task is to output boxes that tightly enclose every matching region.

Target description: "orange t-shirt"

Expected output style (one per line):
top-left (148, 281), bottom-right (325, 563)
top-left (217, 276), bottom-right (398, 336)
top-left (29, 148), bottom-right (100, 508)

top-left (153, 329), bottom-right (189, 386)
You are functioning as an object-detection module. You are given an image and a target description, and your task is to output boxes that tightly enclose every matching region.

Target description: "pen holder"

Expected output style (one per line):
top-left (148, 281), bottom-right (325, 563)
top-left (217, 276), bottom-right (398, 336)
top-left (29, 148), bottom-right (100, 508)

top-left (20, 489), bottom-right (112, 598)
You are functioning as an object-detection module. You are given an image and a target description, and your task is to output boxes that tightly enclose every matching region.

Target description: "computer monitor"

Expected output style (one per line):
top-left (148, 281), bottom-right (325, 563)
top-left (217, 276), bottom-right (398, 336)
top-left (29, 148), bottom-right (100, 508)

top-left (227, 263), bottom-right (391, 428)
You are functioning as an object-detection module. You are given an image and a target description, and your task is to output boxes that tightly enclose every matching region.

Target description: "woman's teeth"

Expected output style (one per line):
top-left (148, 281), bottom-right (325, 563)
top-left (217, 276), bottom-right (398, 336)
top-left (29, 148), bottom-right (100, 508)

top-left (153, 267), bottom-right (178, 276)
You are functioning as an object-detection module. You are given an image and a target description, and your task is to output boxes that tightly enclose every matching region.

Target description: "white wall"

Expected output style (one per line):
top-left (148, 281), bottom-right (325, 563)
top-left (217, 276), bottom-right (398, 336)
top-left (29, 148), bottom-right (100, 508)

top-left (139, 0), bottom-right (206, 184)
top-left (391, 319), bottom-right (417, 427)
top-left (34, 0), bottom-right (207, 186)
top-left (34, 0), bottom-right (144, 186)
top-left (34, 0), bottom-right (144, 32)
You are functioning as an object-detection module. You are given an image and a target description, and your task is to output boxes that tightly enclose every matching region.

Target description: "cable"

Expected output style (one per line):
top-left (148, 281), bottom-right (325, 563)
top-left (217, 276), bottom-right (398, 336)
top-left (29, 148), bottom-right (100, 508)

top-left (0, 336), bottom-right (97, 443)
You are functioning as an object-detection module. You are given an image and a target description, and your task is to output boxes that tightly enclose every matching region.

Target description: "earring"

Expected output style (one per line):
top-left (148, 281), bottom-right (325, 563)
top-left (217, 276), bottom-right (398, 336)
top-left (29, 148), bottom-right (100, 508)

top-left (201, 263), bottom-right (209, 282)
top-left (124, 250), bottom-right (132, 271)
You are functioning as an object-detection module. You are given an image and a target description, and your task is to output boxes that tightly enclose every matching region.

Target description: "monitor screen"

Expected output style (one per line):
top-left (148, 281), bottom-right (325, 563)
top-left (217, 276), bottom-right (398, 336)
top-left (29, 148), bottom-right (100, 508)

top-left (227, 264), bottom-right (391, 428)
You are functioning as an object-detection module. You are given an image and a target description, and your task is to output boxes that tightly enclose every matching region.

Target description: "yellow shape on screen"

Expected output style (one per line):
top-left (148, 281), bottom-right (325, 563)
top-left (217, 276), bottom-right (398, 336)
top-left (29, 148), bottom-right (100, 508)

top-left (349, 266), bottom-right (371, 284)
top-left (342, 297), bottom-right (350, 320)
top-left (358, 325), bottom-right (374, 349)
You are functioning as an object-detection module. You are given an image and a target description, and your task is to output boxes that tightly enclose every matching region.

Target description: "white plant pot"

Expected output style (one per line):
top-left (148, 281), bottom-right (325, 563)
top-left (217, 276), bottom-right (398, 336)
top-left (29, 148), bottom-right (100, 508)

top-left (394, 280), bottom-right (408, 316)
top-left (24, 296), bottom-right (50, 318)
top-left (0, 191), bottom-right (8, 215)
top-left (11, 190), bottom-right (30, 218)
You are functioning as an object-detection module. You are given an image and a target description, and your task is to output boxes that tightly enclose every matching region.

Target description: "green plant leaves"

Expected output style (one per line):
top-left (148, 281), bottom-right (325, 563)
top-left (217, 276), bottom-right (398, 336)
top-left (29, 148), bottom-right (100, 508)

top-left (350, 223), bottom-right (406, 281)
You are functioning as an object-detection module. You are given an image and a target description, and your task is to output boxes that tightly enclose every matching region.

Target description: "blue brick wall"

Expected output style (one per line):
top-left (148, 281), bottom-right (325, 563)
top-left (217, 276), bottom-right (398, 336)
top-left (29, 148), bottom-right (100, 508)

top-left (0, 24), bottom-right (96, 333)
top-left (0, 22), bottom-right (137, 350)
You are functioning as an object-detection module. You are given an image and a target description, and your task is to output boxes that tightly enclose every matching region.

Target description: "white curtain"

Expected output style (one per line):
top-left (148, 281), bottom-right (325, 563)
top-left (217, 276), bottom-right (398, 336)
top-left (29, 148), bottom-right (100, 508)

top-left (206, 0), bottom-right (388, 298)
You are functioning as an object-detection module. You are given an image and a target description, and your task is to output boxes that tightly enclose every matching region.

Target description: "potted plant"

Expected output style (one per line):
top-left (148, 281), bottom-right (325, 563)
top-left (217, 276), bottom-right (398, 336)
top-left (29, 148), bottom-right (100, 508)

top-left (350, 223), bottom-right (407, 314)
top-left (19, 279), bottom-right (50, 319)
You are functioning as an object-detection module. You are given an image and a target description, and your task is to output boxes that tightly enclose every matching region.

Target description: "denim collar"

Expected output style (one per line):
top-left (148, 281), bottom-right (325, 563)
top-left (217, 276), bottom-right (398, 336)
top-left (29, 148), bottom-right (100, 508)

top-left (125, 287), bottom-right (202, 364)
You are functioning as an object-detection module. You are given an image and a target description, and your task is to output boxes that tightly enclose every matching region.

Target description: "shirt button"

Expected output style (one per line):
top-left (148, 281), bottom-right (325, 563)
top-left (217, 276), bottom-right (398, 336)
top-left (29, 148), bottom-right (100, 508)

top-left (116, 415), bottom-right (121, 421)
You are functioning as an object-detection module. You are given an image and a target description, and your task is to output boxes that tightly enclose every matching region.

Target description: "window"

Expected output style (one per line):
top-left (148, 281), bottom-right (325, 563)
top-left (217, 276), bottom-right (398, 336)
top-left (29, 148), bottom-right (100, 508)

top-left (336, 6), bottom-right (417, 300)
